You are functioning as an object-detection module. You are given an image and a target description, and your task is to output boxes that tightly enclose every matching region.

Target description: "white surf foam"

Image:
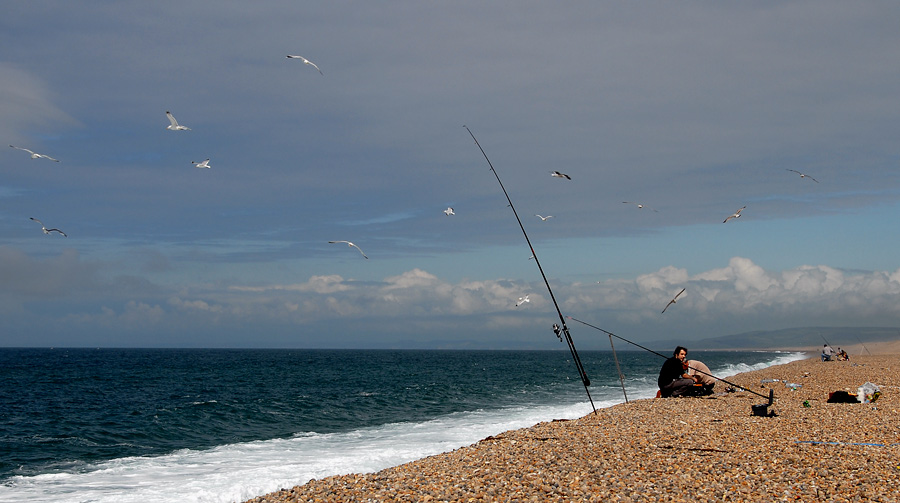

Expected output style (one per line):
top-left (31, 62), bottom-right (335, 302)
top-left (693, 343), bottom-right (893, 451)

top-left (0, 399), bottom-right (599, 503)
top-left (0, 351), bottom-right (805, 503)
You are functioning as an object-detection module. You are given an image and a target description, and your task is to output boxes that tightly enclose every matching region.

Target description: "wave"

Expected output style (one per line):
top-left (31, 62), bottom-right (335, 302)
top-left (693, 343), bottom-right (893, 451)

top-left (0, 351), bottom-right (805, 503)
top-left (0, 399), bottom-right (597, 503)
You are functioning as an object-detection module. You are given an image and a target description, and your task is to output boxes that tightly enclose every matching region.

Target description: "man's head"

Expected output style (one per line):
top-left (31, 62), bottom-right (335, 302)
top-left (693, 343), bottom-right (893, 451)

top-left (673, 346), bottom-right (688, 360)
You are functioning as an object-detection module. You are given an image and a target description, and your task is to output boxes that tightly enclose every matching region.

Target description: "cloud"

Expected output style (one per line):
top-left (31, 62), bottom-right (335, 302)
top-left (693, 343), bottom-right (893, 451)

top-left (209, 259), bottom-right (900, 335)
top-left (0, 247), bottom-right (100, 300)
top-left (4, 249), bottom-right (900, 347)
top-left (572, 258), bottom-right (900, 332)
top-left (228, 274), bottom-right (352, 294)
top-left (0, 63), bottom-right (77, 143)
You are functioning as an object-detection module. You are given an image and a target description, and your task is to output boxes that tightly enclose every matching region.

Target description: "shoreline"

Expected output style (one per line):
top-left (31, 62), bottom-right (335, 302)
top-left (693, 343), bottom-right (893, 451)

top-left (245, 347), bottom-right (899, 502)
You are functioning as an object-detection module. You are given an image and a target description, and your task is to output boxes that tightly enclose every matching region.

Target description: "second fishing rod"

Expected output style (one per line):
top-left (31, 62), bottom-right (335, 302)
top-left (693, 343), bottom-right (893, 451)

top-left (566, 315), bottom-right (776, 402)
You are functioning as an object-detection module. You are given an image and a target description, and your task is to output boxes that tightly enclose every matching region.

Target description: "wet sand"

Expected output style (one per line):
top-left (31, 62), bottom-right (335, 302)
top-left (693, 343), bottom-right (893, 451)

top-left (245, 344), bottom-right (900, 502)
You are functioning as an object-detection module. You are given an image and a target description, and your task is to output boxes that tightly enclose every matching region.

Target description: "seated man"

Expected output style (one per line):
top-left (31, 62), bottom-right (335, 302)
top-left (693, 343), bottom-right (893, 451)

top-left (821, 344), bottom-right (836, 361)
top-left (658, 346), bottom-right (696, 398)
top-left (686, 359), bottom-right (715, 395)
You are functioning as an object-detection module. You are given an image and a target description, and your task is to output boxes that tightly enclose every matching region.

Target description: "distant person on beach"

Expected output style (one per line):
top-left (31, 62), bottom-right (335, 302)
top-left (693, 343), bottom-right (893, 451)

top-left (840, 349), bottom-right (850, 361)
top-left (686, 359), bottom-right (716, 395)
top-left (658, 346), bottom-right (696, 398)
top-left (821, 344), bottom-right (836, 361)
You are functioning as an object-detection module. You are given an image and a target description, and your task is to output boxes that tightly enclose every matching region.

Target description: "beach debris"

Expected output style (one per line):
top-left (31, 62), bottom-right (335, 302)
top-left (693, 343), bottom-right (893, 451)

top-left (785, 382), bottom-right (802, 390)
top-left (802, 400), bottom-right (811, 408)
top-left (825, 383), bottom-right (881, 404)
top-left (760, 378), bottom-right (780, 384)
top-left (751, 389), bottom-right (776, 417)
top-left (857, 382), bottom-right (880, 403)
top-left (826, 390), bottom-right (858, 403)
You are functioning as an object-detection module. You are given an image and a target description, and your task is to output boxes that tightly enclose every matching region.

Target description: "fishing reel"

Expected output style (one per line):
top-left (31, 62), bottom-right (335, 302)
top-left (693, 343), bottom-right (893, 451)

top-left (552, 323), bottom-right (563, 342)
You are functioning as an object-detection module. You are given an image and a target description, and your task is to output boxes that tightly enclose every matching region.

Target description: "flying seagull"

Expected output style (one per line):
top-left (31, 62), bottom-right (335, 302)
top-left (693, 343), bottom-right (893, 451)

top-left (286, 55), bottom-right (323, 75)
top-left (444, 207), bottom-right (455, 216)
top-left (723, 206), bottom-right (746, 223)
top-left (786, 169), bottom-right (819, 183)
top-left (165, 111), bottom-right (191, 131)
top-left (661, 288), bottom-right (685, 314)
top-left (192, 159), bottom-right (211, 169)
top-left (535, 214), bottom-right (554, 221)
top-left (516, 295), bottom-right (530, 307)
top-left (30, 217), bottom-right (67, 237)
top-left (622, 201), bottom-right (658, 212)
top-left (328, 240), bottom-right (368, 259)
top-left (550, 171), bottom-right (571, 180)
top-left (9, 145), bottom-right (59, 162)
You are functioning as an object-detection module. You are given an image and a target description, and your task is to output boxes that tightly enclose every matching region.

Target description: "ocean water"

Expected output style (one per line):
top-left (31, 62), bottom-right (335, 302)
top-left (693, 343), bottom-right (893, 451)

top-left (0, 348), bottom-right (807, 503)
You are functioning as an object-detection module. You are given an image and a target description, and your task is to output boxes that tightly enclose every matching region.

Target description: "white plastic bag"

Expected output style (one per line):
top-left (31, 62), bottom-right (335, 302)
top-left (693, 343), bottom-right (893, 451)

top-left (857, 382), bottom-right (881, 403)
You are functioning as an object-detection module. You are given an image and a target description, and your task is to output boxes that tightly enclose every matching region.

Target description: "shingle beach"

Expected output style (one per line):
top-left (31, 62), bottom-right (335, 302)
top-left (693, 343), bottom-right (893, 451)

top-left (245, 344), bottom-right (900, 502)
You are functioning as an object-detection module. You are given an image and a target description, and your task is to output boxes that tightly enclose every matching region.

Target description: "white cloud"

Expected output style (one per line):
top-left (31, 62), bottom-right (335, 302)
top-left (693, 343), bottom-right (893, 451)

top-left (213, 258), bottom-right (900, 334)
top-left (573, 258), bottom-right (900, 329)
top-left (228, 274), bottom-right (352, 294)
top-left (4, 248), bottom-right (900, 346)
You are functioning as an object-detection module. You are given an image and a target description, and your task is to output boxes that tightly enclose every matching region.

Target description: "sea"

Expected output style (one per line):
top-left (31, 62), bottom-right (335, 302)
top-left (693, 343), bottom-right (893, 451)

top-left (0, 348), bottom-right (807, 503)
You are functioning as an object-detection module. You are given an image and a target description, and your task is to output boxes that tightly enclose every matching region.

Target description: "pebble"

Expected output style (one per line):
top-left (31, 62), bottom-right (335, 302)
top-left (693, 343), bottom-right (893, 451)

top-left (243, 354), bottom-right (900, 502)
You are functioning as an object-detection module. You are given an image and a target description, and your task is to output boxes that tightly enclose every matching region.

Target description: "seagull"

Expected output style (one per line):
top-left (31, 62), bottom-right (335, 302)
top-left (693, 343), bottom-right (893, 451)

top-left (328, 240), bottom-right (368, 259)
top-left (550, 171), bottom-right (571, 180)
top-left (515, 295), bottom-right (530, 307)
top-left (192, 159), bottom-right (211, 169)
top-left (786, 169), bottom-right (819, 183)
top-left (30, 217), bottom-right (67, 237)
top-left (9, 145), bottom-right (59, 162)
top-left (723, 206), bottom-right (746, 223)
top-left (661, 288), bottom-right (685, 314)
top-left (165, 111), bottom-right (191, 131)
top-left (444, 207), bottom-right (455, 216)
top-left (286, 55), bottom-right (323, 75)
top-left (535, 214), bottom-right (554, 221)
top-left (622, 201), bottom-right (658, 212)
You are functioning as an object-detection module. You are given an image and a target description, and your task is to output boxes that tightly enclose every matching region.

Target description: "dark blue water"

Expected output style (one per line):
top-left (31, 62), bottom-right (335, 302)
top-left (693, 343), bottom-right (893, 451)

top-left (0, 348), bottom-right (805, 502)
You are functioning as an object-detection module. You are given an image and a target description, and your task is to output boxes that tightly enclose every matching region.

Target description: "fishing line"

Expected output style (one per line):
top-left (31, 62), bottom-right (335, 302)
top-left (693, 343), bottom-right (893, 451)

top-left (819, 333), bottom-right (834, 351)
top-left (463, 125), bottom-right (596, 414)
top-left (855, 334), bottom-right (872, 356)
top-left (566, 316), bottom-right (773, 401)
top-left (607, 333), bottom-right (629, 403)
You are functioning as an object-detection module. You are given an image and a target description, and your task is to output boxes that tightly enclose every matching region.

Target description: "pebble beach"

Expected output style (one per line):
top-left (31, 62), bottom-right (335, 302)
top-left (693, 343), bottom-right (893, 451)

top-left (245, 345), bottom-right (900, 502)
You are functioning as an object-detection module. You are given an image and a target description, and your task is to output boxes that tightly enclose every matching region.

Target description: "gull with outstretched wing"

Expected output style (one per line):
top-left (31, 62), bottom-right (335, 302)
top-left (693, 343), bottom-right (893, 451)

top-left (328, 240), bottom-right (368, 259)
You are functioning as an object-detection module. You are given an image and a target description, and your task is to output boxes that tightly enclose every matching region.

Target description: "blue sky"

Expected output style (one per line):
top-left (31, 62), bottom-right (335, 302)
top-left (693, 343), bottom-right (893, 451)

top-left (2, 1), bottom-right (899, 349)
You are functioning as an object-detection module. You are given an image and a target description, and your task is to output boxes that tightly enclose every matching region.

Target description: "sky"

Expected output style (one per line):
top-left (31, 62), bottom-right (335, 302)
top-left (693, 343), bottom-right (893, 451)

top-left (2, 1), bottom-right (900, 350)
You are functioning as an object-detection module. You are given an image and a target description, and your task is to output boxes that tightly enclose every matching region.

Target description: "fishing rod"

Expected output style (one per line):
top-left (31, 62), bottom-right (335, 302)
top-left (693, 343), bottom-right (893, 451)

top-left (566, 316), bottom-right (774, 402)
top-left (464, 125), bottom-right (597, 414)
top-left (856, 334), bottom-right (872, 356)
top-left (819, 333), bottom-right (834, 351)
